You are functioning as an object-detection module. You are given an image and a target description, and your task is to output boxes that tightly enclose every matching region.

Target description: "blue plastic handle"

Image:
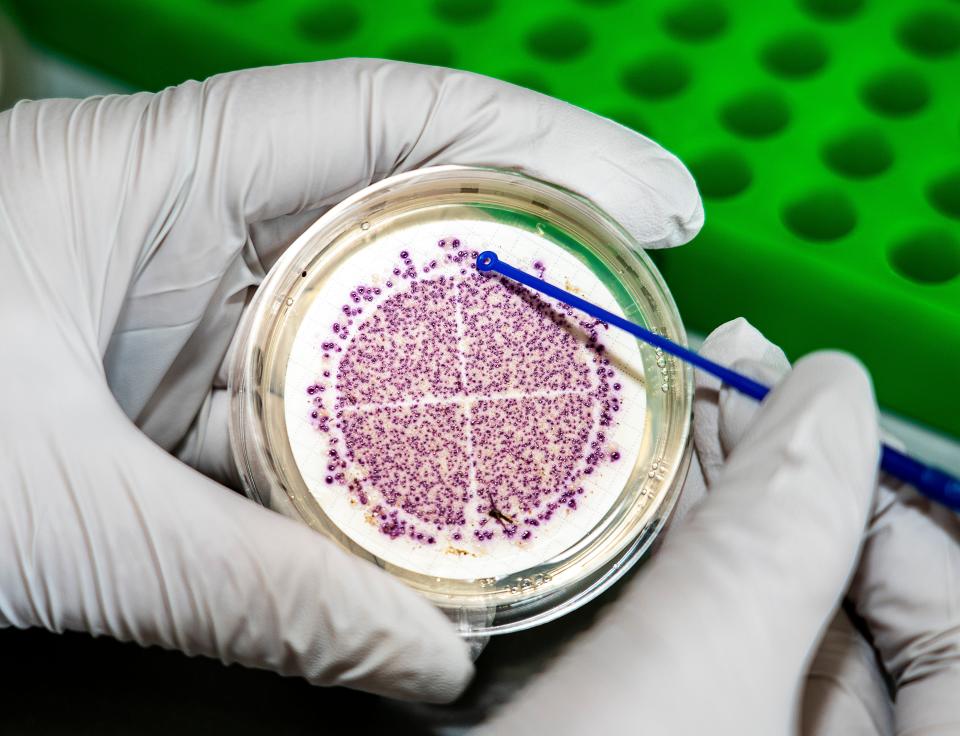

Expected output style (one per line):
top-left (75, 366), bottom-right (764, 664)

top-left (477, 250), bottom-right (960, 512)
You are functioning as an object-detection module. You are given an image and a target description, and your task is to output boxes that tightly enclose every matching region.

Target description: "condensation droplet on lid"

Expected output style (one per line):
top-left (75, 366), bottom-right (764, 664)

top-left (286, 297), bottom-right (294, 306)
top-left (360, 221), bottom-right (371, 230)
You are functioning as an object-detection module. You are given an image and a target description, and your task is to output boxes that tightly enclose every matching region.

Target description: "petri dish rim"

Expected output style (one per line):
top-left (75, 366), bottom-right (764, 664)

top-left (228, 165), bottom-right (693, 636)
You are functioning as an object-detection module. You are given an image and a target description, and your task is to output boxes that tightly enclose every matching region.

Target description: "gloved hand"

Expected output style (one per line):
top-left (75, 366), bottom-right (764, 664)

top-left (0, 60), bottom-right (702, 702)
top-left (483, 319), bottom-right (960, 735)
top-left (696, 321), bottom-right (960, 736)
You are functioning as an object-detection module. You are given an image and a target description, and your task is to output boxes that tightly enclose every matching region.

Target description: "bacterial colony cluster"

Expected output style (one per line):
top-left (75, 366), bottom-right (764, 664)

top-left (290, 232), bottom-right (642, 575)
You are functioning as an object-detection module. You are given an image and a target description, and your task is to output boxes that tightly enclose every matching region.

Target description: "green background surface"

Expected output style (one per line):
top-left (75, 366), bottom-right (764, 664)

top-left (3, 0), bottom-right (958, 437)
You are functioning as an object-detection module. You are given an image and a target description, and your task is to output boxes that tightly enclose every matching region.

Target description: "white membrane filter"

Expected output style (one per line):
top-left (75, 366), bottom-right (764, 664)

top-left (284, 218), bottom-right (646, 580)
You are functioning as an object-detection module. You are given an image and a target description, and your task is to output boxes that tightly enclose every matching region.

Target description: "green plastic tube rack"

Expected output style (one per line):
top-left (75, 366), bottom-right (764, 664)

top-left (3, 0), bottom-right (958, 436)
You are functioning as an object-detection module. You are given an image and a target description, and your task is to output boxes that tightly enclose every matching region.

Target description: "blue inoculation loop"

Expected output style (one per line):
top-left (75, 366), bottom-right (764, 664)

top-left (476, 251), bottom-right (770, 399)
top-left (881, 445), bottom-right (960, 510)
top-left (476, 250), bottom-right (960, 512)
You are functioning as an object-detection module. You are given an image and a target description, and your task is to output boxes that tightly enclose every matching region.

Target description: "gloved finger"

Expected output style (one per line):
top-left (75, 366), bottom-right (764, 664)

top-left (2, 60), bottom-right (702, 464)
top-left (693, 317), bottom-right (790, 487)
top-left (1, 397), bottom-right (472, 702)
top-left (802, 610), bottom-right (894, 736)
top-left (695, 320), bottom-right (960, 733)
top-left (173, 301), bottom-right (243, 486)
top-left (245, 206), bottom-right (329, 275)
top-left (846, 481), bottom-right (960, 735)
top-left (169, 60), bottom-right (700, 262)
top-left (675, 348), bottom-right (787, 526)
top-left (2, 60), bottom-right (703, 326)
top-left (693, 322), bottom-right (895, 736)
top-left (175, 387), bottom-right (239, 490)
top-left (718, 355), bottom-right (791, 456)
top-left (481, 353), bottom-right (879, 735)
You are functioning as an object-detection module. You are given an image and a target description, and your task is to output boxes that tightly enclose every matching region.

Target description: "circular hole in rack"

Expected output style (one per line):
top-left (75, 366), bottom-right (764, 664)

top-left (720, 89), bottom-right (791, 139)
top-left (604, 109), bottom-right (656, 138)
top-left (761, 30), bottom-right (829, 79)
top-left (434, 0), bottom-right (496, 23)
top-left (799, 0), bottom-right (864, 22)
top-left (662, 1), bottom-right (730, 42)
top-left (889, 229), bottom-right (960, 284)
top-left (822, 127), bottom-right (894, 178)
top-left (502, 71), bottom-right (553, 95)
top-left (861, 68), bottom-right (930, 117)
top-left (927, 169), bottom-right (960, 220)
top-left (527, 18), bottom-right (592, 61)
top-left (782, 189), bottom-right (858, 241)
top-left (689, 149), bottom-right (753, 199)
top-left (897, 8), bottom-right (960, 59)
top-left (297, 4), bottom-right (362, 42)
top-left (622, 53), bottom-right (692, 100)
top-left (389, 36), bottom-right (457, 67)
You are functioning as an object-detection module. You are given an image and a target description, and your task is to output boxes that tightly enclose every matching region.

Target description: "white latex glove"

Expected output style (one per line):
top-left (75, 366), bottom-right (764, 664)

top-left (484, 319), bottom-right (960, 734)
top-left (698, 320), bottom-right (960, 736)
top-left (829, 446), bottom-right (960, 736)
top-left (0, 60), bottom-right (702, 701)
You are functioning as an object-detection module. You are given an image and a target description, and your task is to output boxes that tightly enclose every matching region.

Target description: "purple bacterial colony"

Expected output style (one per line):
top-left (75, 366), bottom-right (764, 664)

top-left (306, 238), bottom-right (624, 548)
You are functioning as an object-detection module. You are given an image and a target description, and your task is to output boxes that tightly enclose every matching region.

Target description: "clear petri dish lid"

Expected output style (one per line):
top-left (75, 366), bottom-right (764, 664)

top-left (229, 166), bottom-right (693, 637)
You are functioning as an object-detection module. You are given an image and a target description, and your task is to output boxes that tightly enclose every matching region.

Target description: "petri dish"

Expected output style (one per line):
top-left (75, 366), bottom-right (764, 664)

top-left (229, 166), bottom-right (693, 637)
